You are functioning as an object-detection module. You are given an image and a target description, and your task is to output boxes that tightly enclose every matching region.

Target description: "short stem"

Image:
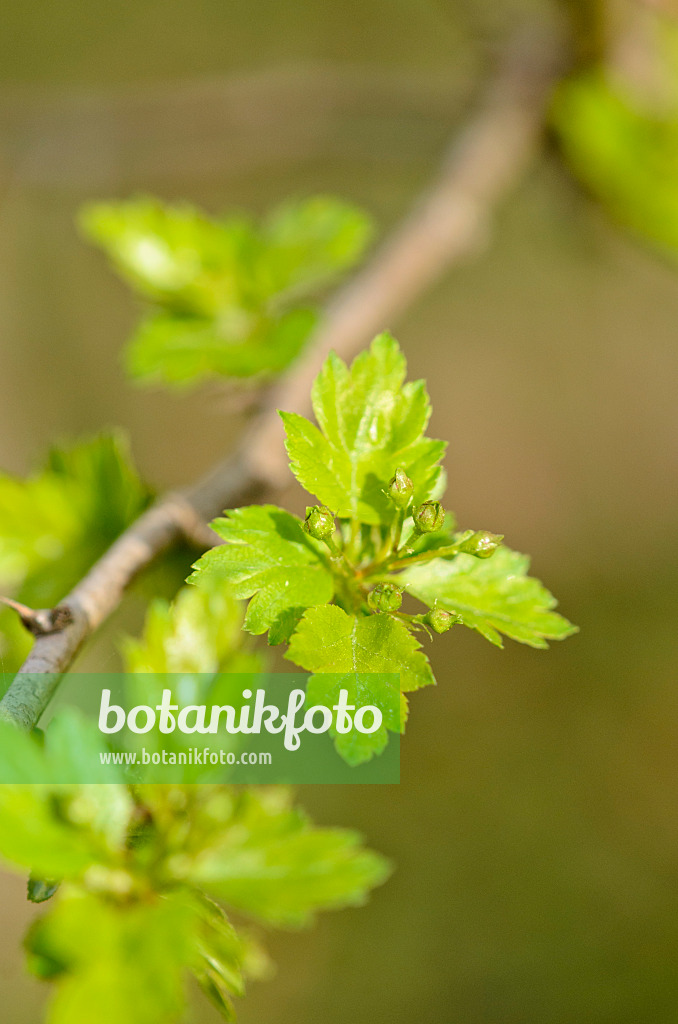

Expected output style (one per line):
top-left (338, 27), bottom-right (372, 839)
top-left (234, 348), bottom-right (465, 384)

top-left (388, 542), bottom-right (462, 572)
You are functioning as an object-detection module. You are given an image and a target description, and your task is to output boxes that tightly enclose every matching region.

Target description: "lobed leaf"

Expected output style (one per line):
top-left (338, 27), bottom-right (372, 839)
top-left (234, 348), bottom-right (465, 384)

top-left (402, 546), bottom-right (578, 649)
top-left (286, 604), bottom-right (435, 763)
top-left (187, 788), bottom-right (391, 927)
top-left (188, 505), bottom-right (334, 643)
top-left (281, 332), bottom-right (445, 525)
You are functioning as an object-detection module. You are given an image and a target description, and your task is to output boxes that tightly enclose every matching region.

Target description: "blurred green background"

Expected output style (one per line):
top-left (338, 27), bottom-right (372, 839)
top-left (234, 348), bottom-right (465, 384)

top-left (1, 0), bottom-right (678, 1022)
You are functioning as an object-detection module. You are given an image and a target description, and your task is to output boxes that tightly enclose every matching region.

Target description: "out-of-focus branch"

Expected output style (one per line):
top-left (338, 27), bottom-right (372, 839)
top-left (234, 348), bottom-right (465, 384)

top-left (0, 23), bottom-right (565, 731)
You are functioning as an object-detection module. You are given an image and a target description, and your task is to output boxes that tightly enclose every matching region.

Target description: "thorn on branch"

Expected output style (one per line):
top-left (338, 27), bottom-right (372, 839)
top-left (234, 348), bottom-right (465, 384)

top-left (0, 597), bottom-right (74, 637)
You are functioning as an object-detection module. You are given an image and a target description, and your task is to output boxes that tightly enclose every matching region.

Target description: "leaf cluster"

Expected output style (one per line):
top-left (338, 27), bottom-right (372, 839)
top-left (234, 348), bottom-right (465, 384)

top-left (81, 196), bottom-right (372, 386)
top-left (0, 713), bottom-right (388, 1023)
top-left (191, 334), bottom-right (577, 764)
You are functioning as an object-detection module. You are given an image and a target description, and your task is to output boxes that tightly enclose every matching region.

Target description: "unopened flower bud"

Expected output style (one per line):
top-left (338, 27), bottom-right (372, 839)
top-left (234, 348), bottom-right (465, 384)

top-left (412, 501), bottom-right (445, 534)
top-left (303, 505), bottom-right (335, 541)
top-left (368, 583), bottom-right (403, 614)
top-left (459, 530), bottom-right (502, 558)
top-left (425, 608), bottom-right (458, 634)
top-left (387, 468), bottom-right (414, 509)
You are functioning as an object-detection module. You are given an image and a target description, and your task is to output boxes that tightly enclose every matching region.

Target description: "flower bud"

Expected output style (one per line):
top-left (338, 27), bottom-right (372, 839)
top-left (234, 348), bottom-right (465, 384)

top-left (412, 501), bottom-right (445, 534)
top-left (458, 530), bottom-right (502, 558)
top-left (368, 583), bottom-right (404, 614)
top-left (425, 608), bottom-right (458, 634)
top-left (387, 468), bottom-right (414, 509)
top-left (303, 505), bottom-right (335, 541)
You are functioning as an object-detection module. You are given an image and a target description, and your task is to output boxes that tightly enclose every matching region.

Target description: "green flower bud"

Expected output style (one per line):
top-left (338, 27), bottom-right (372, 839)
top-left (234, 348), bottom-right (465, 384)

top-left (425, 608), bottom-right (458, 634)
top-left (459, 530), bottom-right (502, 558)
top-left (387, 468), bottom-right (414, 509)
top-left (368, 583), bottom-right (404, 614)
top-left (303, 505), bottom-right (335, 541)
top-left (412, 501), bottom-right (445, 534)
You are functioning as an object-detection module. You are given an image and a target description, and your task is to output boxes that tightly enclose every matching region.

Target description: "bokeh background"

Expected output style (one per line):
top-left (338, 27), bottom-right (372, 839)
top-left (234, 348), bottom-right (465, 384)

top-left (1, 1), bottom-right (678, 1021)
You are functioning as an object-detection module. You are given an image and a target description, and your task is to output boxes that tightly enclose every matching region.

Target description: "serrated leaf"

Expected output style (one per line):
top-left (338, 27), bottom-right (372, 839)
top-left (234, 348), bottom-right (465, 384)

top-left (188, 506), bottom-right (334, 641)
top-left (188, 788), bottom-right (391, 927)
top-left (286, 604), bottom-right (435, 763)
top-left (402, 546), bottom-right (578, 649)
top-left (281, 333), bottom-right (445, 525)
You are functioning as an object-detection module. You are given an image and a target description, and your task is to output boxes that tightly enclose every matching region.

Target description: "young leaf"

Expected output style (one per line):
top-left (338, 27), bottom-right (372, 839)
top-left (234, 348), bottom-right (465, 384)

top-left (286, 604), bottom-right (435, 763)
top-left (0, 712), bottom-right (131, 878)
top-left (81, 195), bottom-right (372, 387)
top-left (26, 889), bottom-right (196, 1024)
top-left (191, 894), bottom-right (267, 1021)
top-left (187, 789), bottom-right (391, 928)
top-left (281, 332), bottom-right (445, 525)
top-left (0, 431), bottom-right (150, 606)
top-left (553, 63), bottom-right (678, 259)
top-left (262, 195), bottom-right (373, 299)
top-left (121, 577), bottom-right (258, 674)
top-left (28, 876), bottom-right (60, 904)
top-left (402, 546), bottom-right (578, 649)
top-left (80, 197), bottom-right (251, 311)
top-left (189, 506), bottom-right (334, 643)
top-left (126, 307), bottom-right (315, 385)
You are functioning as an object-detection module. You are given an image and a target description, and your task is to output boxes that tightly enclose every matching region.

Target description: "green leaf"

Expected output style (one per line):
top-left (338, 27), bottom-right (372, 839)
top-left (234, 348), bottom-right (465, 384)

top-left (121, 577), bottom-right (256, 674)
top-left (0, 712), bottom-right (132, 878)
top-left (80, 197), bottom-right (255, 312)
top-left (0, 431), bottom-right (150, 606)
top-left (188, 789), bottom-right (391, 928)
top-left (125, 307), bottom-right (316, 386)
top-left (552, 63), bottom-right (678, 258)
top-left (81, 195), bottom-right (372, 386)
top-left (281, 333), bottom-right (445, 525)
top-left (189, 506), bottom-right (334, 642)
top-left (26, 889), bottom-right (196, 1024)
top-left (402, 546), bottom-right (578, 649)
top-left (286, 604), bottom-right (435, 763)
top-left (28, 875), bottom-right (60, 904)
top-left (191, 894), bottom-right (266, 1021)
top-left (261, 195), bottom-right (373, 299)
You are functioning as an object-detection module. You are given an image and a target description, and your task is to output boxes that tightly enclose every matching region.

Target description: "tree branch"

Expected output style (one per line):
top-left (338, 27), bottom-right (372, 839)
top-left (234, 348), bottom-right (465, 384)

top-left (0, 23), bottom-right (564, 730)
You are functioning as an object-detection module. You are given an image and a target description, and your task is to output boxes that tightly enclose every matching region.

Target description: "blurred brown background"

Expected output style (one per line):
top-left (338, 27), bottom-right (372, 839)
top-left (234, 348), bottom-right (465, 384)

top-left (1, 0), bottom-right (678, 1021)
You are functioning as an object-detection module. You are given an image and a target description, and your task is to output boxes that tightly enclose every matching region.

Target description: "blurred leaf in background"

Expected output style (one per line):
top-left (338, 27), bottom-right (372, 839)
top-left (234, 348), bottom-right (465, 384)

top-left (80, 196), bottom-right (373, 388)
top-left (0, 432), bottom-right (151, 672)
top-left (553, 21), bottom-right (678, 259)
